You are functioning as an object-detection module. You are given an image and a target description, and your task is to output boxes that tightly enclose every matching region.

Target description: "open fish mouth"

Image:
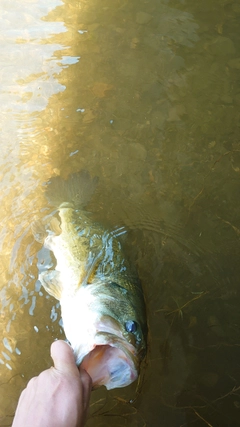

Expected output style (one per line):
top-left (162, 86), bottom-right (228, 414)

top-left (76, 332), bottom-right (139, 390)
top-left (60, 290), bottom-right (145, 390)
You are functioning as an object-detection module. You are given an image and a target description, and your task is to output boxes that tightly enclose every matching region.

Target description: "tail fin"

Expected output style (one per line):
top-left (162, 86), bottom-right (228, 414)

top-left (45, 170), bottom-right (98, 208)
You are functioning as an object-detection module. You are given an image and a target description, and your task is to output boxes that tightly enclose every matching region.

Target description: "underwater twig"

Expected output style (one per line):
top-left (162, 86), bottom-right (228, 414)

top-left (188, 150), bottom-right (240, 215)
top-left (113, 397), bottom-right (147, 426)
top-left (192, 409), bottom-right (213, 427)
top-left (89, 393), bottom-right (147, 425)
top-left (90, 400), bottom-right (119, 418)
top-left (156, 291), bottom-right (208, 317)
top-left (0, 373), bottom-right (23, 387)
top-left (212, 385), bottom-right (240, 404)
top-left (216, 215), bottom-right (240, 237)
top-left (181, 386), bottom-right (240, 427)
top-left (189, 342), bottom-right (240, 351)
top-left (166, 291), bottom-right (208, 317)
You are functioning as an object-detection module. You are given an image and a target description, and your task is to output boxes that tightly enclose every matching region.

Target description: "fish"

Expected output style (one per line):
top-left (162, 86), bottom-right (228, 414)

top-left (32, 171), bottom-right (147, 390)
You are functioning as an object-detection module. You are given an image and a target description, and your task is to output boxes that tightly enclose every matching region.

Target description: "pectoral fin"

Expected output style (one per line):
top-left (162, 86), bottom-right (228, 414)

top-left (81, 250), bottom-right (104, 286)
top-left (31, 220), bottom-right (47, 243)
top-left (39, 270), bottom-right (62, 300)
top-left (49, 217), bottom-right (62, 235)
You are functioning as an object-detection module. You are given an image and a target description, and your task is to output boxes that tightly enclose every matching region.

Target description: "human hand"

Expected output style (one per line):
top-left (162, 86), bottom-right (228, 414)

top-left (12, 340), bottom-right (92, 427)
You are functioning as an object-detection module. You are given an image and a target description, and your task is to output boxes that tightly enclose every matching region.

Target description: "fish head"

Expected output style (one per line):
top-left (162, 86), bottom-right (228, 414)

top-left (80, 313), bottom-right (146, 390)
top-left (80, 326), bottom-right (139, 390)
top-left (60, 280), bottom-right (147, 390)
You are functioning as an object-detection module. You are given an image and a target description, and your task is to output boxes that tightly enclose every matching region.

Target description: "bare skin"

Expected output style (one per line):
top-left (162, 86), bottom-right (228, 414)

top-left (12, 340), bottom-right (92, 427)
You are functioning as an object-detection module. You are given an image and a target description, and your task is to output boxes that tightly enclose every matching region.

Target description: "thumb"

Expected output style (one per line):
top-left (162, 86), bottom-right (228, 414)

top-left (50, 340), bottom-right (78, 376)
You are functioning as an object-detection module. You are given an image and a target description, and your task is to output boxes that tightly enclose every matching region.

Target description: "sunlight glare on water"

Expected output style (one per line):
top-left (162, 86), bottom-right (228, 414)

top-left (1, 0), bottom-right (240, 426)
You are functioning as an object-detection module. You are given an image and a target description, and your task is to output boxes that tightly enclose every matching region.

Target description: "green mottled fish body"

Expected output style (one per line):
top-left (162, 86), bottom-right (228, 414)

top-left (34, 171), bottom-right (147, 390)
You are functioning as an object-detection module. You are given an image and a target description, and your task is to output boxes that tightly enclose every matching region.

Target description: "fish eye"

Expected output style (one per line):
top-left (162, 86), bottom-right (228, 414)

top-left (125, 320), bottom-right (138, 333)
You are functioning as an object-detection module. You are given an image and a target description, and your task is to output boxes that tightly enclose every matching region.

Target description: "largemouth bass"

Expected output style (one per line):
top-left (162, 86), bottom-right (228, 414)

top-left (33, 171), bottom-right (147, 390)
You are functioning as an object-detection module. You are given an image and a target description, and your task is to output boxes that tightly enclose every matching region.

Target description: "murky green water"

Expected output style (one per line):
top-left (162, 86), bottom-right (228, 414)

top-left (1, 0), bottom-right (240, 425)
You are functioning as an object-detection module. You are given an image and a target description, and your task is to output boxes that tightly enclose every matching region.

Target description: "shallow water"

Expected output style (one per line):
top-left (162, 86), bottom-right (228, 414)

top-left (1, 0), bottom-right (240, 425)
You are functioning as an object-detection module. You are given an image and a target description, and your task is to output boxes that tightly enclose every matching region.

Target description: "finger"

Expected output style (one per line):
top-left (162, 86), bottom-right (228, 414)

top-left (26, 376), bottom-right (38, 389)
top-left (50, 340), bottom-right (79, 376)
top-left (79, 368), bottom-right (92, 409)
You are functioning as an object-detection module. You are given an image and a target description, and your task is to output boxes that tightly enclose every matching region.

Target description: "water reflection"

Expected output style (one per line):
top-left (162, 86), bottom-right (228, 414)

top-left (1, 0), bottom-right (240, 425)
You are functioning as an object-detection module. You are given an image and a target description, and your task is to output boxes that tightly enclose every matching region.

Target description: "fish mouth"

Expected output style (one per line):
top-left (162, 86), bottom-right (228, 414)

top-left (77, 332), bottom-right (139, 390)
